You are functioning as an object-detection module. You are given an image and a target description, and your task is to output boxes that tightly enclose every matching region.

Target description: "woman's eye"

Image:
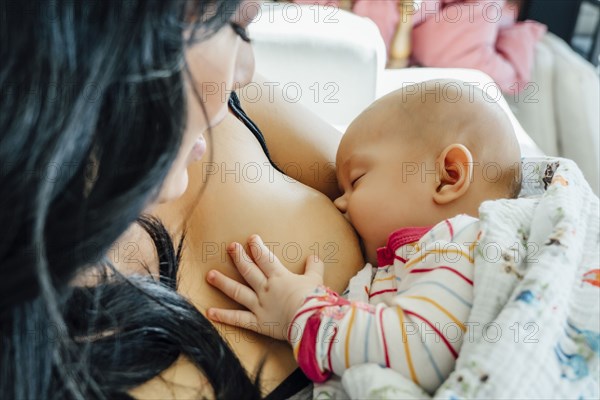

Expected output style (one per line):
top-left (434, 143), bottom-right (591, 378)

top-left (230, 22), bottom-right (251, 43)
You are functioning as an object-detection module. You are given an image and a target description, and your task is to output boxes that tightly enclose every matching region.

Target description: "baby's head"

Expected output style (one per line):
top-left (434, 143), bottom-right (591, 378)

top-left (334, 80), bottom-right (521, 264)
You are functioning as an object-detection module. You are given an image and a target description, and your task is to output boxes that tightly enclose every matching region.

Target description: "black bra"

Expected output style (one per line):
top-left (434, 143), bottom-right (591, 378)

top-left (228, 92), bottom-right (284, 175)
top-left (264, 368), bottom-right (312, 400)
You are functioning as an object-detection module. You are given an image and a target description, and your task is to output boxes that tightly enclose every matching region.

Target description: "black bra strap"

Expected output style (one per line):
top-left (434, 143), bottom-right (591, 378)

top-left (228, 92), bottom-right (284, 174)
top-left (264, 368), bottom-right (312, 400)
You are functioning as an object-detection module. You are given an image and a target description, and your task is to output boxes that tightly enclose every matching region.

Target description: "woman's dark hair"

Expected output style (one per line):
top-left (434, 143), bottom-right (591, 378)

top-left (1, 0), bottom-right (261, 398)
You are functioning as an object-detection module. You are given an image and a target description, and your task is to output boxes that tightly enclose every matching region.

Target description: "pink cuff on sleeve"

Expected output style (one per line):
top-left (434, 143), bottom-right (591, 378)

top-left (288, 286), bottom-right (350, 382)
top-left (296, 314), bottom-right (333, 382)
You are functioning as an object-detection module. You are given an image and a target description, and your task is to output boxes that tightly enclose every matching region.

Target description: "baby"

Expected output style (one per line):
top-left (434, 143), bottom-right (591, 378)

top-left (206, 80), bottom-right (521, 394)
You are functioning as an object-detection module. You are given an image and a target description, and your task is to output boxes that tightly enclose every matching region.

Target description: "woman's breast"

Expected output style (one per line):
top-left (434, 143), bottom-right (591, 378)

top-left (152, 113), bottom-right (364, 394)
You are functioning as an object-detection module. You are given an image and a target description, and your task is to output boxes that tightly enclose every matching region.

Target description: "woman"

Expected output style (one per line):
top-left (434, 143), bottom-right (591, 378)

top-left (1, 0), bottom-right (363, 398)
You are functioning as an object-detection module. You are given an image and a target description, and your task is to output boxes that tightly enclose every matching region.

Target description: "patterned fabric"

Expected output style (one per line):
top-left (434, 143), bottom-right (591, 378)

top-left (289, 215), bottom-right (480, 394)
top-left (317, 157), bottom-right (600, 399)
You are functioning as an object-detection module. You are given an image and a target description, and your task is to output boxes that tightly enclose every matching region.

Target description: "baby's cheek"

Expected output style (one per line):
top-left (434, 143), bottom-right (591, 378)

top-left (352, 207), bottom-right (390, 250)
top-left (348, 188), bottom-right (391, 242)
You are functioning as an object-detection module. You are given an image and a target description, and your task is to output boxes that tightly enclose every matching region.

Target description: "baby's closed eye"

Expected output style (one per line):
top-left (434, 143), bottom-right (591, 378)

top-left (351, 174), bottom-right (365, 188)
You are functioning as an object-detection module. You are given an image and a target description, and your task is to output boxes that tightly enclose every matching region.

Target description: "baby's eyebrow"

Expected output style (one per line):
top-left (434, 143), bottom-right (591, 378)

top-left (337, 160), bottom-right (349, 186)
top-left (336, 157), bottom-right (352, 193)
top-left (342, 153), bottom-right (360, 170)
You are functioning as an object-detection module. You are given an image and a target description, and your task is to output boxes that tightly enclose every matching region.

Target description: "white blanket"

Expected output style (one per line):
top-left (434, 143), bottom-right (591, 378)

top-left (319, 157), bottom-right (600, 399)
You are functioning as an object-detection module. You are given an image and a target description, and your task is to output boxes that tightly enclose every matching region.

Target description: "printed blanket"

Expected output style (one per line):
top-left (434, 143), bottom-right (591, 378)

top-left (316, 157), bottom-right (600, 399)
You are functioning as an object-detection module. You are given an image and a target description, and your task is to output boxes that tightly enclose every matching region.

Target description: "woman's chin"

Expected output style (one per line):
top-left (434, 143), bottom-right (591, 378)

top-left (156, 168), bottom-right (189, 205)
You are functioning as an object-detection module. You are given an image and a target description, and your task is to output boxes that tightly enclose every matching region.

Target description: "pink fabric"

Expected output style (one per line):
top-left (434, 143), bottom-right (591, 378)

top-left (376, 225), bottom-right (432, 266)
top-left (411, 0), bottom-right (547, 92)
top-left (352, 0), bottom-right (400, 54)
top-left (296, 314), bottom-right (333, 382)
top-left (290, 286), bottom-right (349, 382)
top-left (293, 0), bottom-right (546, 92)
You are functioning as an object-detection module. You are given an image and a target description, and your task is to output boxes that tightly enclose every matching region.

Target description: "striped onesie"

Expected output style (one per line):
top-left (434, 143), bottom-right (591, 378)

top-left (288, 214), bottom-right (480, 394)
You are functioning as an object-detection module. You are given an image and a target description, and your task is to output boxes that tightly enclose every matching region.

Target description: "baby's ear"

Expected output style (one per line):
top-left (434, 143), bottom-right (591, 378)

top-left (433, 144), bottom-right (473, 205)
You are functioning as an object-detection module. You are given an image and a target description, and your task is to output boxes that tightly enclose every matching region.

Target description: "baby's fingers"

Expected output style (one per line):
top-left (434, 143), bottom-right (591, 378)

top-left (227, 242), bottom-right (267, 290)
top-left (206, 308), bottom-right (258, 332)
top-left (247, 235), bottom-right (283, 276)
top-left (206, 270), bottom-right (258, 310)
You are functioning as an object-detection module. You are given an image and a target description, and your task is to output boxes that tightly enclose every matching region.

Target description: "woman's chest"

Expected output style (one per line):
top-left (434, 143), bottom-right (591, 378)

top-left (152, 115), bottom-right (365, 394)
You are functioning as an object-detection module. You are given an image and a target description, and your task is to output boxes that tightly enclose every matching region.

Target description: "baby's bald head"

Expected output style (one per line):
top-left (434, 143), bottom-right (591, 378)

top-left (352, 79), bottom-right (521, 199)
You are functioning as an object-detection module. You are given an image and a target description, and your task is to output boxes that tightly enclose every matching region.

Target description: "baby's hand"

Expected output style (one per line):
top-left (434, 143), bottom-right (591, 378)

top-left (206, 235), bottom-right (324, 341)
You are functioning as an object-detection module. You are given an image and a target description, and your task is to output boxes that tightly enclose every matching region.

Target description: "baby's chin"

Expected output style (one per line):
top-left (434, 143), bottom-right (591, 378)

top-left (362, 242), bottom-right (379, 267)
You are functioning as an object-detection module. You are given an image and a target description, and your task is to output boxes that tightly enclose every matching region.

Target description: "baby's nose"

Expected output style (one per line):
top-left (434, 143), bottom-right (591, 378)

top-left (333, 195), bottom-right (347, 214)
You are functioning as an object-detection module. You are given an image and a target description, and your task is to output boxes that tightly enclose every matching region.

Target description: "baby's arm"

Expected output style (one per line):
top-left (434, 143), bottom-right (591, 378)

top-left (207, 221), bottom-right (476, 393)
top-left (291, 219), bottom-right (477, 393)
top-left (291, 275), bottom-right (471, 392)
